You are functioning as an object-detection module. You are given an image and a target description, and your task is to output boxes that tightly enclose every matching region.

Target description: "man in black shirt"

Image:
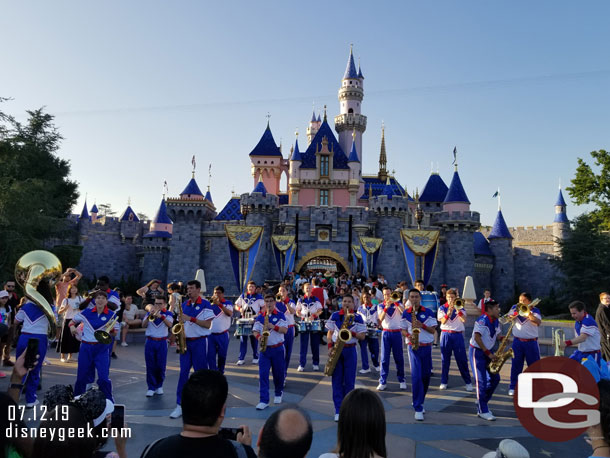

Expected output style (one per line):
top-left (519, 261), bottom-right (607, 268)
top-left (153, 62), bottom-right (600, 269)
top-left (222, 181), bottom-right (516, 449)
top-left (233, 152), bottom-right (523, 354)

top-left (596, 292), bottom-right (610, 362)
top-left (140, 370), bottom-right (255, 458)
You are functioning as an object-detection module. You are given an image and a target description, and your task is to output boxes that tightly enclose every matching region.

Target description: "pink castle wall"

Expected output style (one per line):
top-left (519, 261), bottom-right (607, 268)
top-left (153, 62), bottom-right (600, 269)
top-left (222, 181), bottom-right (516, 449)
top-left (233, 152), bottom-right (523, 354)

top-left (443, 202), bottom-right (470, 213)
top-left (299, 188), bottom-right (316, 206)
top-left (333, 189), bottom-right (350, 207)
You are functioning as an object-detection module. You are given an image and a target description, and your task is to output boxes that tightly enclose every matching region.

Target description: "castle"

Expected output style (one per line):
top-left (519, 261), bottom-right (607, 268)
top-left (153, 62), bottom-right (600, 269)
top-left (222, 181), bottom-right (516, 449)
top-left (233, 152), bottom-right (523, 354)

top-left (71, 48), bottom-right (570, 304)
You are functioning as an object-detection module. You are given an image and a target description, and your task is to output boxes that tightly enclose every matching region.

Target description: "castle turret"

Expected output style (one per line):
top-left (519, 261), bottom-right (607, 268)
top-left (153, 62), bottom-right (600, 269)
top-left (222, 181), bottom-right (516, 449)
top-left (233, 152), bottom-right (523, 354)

top-left (145, 199), bottom-right (173, 238)
top-left (205, 187), bottom-right (213, 204)
top-left (249, 122), bottom-right (283, 196)
top-left (487, 209), bottom-right (515, 304)
top-left (443, 165), bottom-right (470, 213)
top-left (553, 187), bottom-right (570, 254)
top-left (335, 46), bottom-right (367, 177)
top-left (90, 203), bottom-right (98, 222)
top-left (142, 199), bottom-right (173, 286)
top-left (419, 171), bottom-right (449, 212)
top-left (79, 201), bottom-right (90, 221)
top-left (288, 135), bottom-right (302, 205)
top-left (306, 111), bottom-right (321, 145)
top-left (347, 132), bottom-right (361, 206)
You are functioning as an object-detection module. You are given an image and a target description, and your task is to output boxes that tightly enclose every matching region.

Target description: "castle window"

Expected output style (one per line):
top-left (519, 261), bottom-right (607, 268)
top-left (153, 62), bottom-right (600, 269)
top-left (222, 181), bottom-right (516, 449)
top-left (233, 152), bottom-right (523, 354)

top-left (320, 189), bottom-right (329, 206)
top-left (320, 156), bottom-right (329, 177)
top-left (348, 108), bottom-right (353, 114)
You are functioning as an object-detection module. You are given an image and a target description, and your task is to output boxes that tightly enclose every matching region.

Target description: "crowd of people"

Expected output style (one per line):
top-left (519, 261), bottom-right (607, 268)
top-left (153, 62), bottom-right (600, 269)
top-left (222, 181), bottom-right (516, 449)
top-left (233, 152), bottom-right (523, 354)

top-left (2, 268), bottom-right (610, 457)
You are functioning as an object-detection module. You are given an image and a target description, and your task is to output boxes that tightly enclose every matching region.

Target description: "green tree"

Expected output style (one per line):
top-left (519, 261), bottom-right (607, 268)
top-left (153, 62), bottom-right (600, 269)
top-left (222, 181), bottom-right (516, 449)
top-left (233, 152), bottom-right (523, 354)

top-left (0, 105), bottom-right (79, 280)
top-left (566, 149), bottom-right (610, 229)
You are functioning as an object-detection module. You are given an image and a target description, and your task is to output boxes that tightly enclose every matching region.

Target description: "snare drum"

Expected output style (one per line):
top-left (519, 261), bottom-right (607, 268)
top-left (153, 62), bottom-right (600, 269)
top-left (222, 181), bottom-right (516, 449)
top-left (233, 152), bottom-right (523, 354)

top-left (309, 320), bottom-right (322, 332)
top-left (235, 318), bottom-right (254, 337)
top-left (297, 321), bottom-right (309, 333)
top-left (366, 326), bottom-right (381, 338)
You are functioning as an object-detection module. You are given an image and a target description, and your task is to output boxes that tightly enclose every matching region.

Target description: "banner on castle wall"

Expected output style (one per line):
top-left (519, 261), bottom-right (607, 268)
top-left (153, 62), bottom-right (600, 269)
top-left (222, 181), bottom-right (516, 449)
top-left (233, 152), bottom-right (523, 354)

top-left (359, 236), bottom-right (383, 278)
top-left (400, 229), bottom-right (440, 286)
top-left (225, 225), bottom-right (264, 293)
top-left (271, 235), bottom-right (296, 278)
top-left (351, 245), bottom-right (362, 260)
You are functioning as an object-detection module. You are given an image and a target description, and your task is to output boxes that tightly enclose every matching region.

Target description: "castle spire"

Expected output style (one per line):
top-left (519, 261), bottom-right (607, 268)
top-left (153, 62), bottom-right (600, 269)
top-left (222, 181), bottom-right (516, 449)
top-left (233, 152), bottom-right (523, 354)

top-left (488, 209), bottom-right (512, 239)
top-left (343, 44), bottom-right (358, 79)
top-left (378, 123), bottom-right (388, 182)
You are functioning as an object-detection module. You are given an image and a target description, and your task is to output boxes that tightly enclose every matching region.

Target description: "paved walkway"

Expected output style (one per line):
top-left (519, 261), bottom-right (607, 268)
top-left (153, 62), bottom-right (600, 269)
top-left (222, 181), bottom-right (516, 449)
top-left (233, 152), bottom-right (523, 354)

top-left (12, 336), bottom-right (590, 458)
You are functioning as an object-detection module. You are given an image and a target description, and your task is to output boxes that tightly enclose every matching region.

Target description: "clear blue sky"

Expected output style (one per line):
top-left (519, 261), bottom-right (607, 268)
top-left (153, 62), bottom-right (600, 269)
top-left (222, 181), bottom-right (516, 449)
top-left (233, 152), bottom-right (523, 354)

top-left (1, 1), bottom-right (608, 227)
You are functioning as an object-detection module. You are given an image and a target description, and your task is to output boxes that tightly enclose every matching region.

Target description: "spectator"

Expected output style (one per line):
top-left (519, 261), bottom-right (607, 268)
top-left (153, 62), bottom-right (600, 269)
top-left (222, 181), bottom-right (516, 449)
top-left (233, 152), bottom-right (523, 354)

top-left (584, 379), bottom-right (610, 458)
top-left (57, 284), bottom-right (82, 362)
top-left (33, 405), bottom-right (97, 458)
top-left (319, 388), bottom-right (387, 458)
top-left (481, 439), bottom-right (529, 458)
top-left (3, 280), bottom-right (19, 367)
top-left (0, 291), bottom-right (11, 377)
top-left (477, 289), bottom-right (493, 315)
top-left (596, 292), bottom-right (610, 363)
top-left (120, 295), bottom-right (142, 347)
top-left (137, 279), bottom-right (165, 306)
top-left (257, 405), bottom-right (313, 458)
top-left (140, 369), bottom-right (255, 458)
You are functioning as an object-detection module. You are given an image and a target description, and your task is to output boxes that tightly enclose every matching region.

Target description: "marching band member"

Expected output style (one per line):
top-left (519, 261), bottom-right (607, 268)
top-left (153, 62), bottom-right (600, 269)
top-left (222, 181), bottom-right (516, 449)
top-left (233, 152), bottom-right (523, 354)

top-left (469, 300), bottom-right (502, 421)
top-left (253, 293), bottom-right (287, 410)
top-left (70, 290), bottom-right (119, 401)
top-left (275, 284), bottom-right (296, 377)
top-left (234, 281), bottom-right (263, 365)
top-left (437, 288), bottom-right (473, 391)
top-left (296, 283), bottom-right (323, 372)
top-left (79, 276), bottom-right (121, 311)
top-left (326, 295), bottom-right (366, 422)
top-left (170, 279), bottom-right (214, 419)
top-left (477, 289), bottom-right (493, 315)
top-left (562, 301), bottom-right (602, 363)
top-left (376, 287), bottom-right (407, 392)
top-left (207, 285), bottom-right (233, 373)
top-left (142, 296), bottom-right (173, 397)
top-left (402, 289), bottom-right (437, 421)
top-left (507, 292), bottom-right (541, 396)
top-left (358, 290), bottom-right (380, 374)
top-left (13, 285), bottom-right (53, 407)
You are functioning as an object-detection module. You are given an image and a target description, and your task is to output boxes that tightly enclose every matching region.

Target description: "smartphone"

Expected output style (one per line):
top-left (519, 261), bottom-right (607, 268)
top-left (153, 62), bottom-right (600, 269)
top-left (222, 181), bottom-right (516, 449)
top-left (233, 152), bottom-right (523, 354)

top-left (24, 338), bottom-right (39, 369)
top-left (111, 404), bottom-right (125, 429)
top-left (218, 427), bottom-right (243, 441)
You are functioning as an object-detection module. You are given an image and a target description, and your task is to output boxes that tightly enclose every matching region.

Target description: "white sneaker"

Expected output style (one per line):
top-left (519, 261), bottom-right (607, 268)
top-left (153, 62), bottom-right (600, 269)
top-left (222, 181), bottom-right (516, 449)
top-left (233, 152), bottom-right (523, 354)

top-left (376, 383), bottom-right (387, 391)
top-left (359, 368), bottom-right (371, 374)
top-left (121, 342), bottom-right (128, 347)
top-left (155, 387), bottom-right (164, 395)
top-left (414, 411), bottom-right (424, 421)
top-left (256, 402), bottom-right (269, 410)
top-left (170, 405), bottom-right (182, 418)
top-left (236, 360), bottom-right (245, 366)
top-left (439, 384), bottom-right (448, 390)
top-left (146, 390), bottom-right (154, 397)
top-left (334, 413), bottom-right (339, 422)
top-left (252, 358), bottom-right (259, 364)
top-left (312, 365), bottom-right (319, 371)
top-left (26, 399), bottom-right (39, 409)
top-left (508, 389), bottom-right (515, 396)
top-left (273, 395), bottom-right (282, 404)
top-left (399, 382), bottom-right (407, 390)
top-left (297, 365), bottom-right (305, 372)
top-left (373, 366), bottom-right (380, 372)
top-left (60, 358), bottom-right (66, 363)
top-left (478, 411), bottom-right (496, 421)
top-left (465, 383), bottom-right (474, 392)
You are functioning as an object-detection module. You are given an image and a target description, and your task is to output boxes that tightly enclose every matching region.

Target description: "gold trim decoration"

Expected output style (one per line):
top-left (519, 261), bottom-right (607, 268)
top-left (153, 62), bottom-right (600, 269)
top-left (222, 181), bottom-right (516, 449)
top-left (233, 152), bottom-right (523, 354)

top-left (225, 225), bottom-right (264, 251)
top-left (359, 236), bottom-right (383, 255)
top-left (400, 229), bottom-right (440, 256)
top-left (351, 244), bottom-right (362, 260)
top-left (271, 235), bottom-right (295, 252)
top-left (294, 249), bottom-right (351, 274)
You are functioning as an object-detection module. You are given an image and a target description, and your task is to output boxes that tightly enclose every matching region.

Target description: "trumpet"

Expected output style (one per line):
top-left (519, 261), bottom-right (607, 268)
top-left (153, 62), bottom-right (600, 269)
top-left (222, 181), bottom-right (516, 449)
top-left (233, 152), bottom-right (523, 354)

top-left (94, 315), bottom-right (119, 344)
top-left (391, 291), bottom-right (402, 303)
top-left (454, 298), bottom-right (464, 311)
top-left (148, 309), bottom-right (160, 322)
top-left (276, 293), bottom-right (283, 302)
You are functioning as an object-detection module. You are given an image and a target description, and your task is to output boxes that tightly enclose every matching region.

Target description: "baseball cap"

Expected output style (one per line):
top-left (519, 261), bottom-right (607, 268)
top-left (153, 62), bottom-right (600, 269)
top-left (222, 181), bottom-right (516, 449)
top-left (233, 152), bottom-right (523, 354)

top-left (0, 291), bottom-right (9, 299)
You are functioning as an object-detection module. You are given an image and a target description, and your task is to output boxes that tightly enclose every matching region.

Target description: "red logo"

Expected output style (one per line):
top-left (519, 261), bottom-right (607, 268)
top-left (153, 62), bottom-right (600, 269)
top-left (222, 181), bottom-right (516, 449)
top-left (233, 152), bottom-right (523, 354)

top-left (514, 356), bottom-right (600, 441)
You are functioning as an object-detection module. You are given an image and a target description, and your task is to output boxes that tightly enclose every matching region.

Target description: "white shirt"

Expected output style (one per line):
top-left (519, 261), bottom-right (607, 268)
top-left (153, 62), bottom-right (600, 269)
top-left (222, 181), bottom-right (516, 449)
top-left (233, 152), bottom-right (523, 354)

top-left (470, 314), bottom-right (501, 350)
top-left (575, 313), bottom-right (602, 352)
top-left (276, 299), bottom-right (295, 326)
top-left (402, 307), bottom-right (437, 345)
top-left (325, 311), bottom-right (366, 345)
top-left (235, 294), bottom-right (263, 319)
top-left (509, 304), bottom-right (542, 339)
top-left (377, 302), bottom-right (403, 331)
top-left (437, 304), bottom-right (466, 332)
top-left (296, 296), bottom-right (322, 320)
top-left (182, 297), bottom-right (215, 338)
top-left (358, 304), bottom-right (379, 327)
top-left (71, 307), bottom-right (120, 343)
top-left (61, 297), bottom-right (82, 320)
top-left (252, 310), bottom-right (287, 346)
top-left (209, 300), bottom-right (233, 333)
top-left (144, 310), bottom-right (174, 338)
top-left (14, 302), bottom-right (50, 335)
top-left (123, 304), bottom-right (138, 321)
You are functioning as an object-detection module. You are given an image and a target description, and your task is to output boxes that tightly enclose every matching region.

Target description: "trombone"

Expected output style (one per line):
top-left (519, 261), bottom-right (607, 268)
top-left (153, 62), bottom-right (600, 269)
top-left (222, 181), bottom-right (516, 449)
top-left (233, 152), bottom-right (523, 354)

top-left (94, 315), bottom-right (119, 344)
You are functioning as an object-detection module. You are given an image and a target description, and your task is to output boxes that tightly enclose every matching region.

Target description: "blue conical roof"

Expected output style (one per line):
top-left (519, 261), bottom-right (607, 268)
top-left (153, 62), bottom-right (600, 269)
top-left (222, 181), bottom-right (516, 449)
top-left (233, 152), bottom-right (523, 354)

top-left (180, 178), bottom-right (204, 197)
top-left (310, 111), bottom-right (317, 122)
top-left (290, 138), bottom-right (303, 161)
top-left (473, 232), bottom-right (494, 256)
top-left (317, 114), bottom-right (321, 122)
top-left (420, 173), bottom-right (449, 202)
top-left (214, 197), bottom-right (243, 221)
top-left (443, 170), bottom-right (470, 204)
top-left (79, 202), bottom-right (90, 220)
top-left (90, 203), bottom-right (98, 213)
top-left (555, 189), bottom-right (567, 207)
top-left (253, 180), bottom-right (267, 196)
top-left (554, 212), bottom-right (569, 223)
top-left (249, 124), bottom-right (282, 157)
top-left (348, 138), bottom-right (360, 162)
top-left (488, 210), bottom-right (512, 239)
top-left (343, 48), bottom-right (358, 79)
top-left (153, 199), bottom-right (172, 224)
top-left (382, 179), bottom-right (396, 199)
top-left (301, 119), bottom-right (349, 170)
top-left (119, 205), bottom-right (139, 222)
top-left (205, 189), bottom-right (213, 203)
top-left (358, 64), bottom-right (364, 79)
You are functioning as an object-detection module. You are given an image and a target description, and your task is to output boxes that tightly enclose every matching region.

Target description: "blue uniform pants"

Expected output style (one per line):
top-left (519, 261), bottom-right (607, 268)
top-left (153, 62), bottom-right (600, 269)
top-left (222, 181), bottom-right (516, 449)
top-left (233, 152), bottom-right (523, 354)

top-left (359, 335), bottom-right (380, 370)
top-left (16, 334), bottom-right (47, 404)
top-left (145, 338), bottom-right (168, 390)
top-left (440, 331), bottom-right (472, 385)
top-left (379, 331), bottom-right (405, 385)
top-left (469, 346), bottom-right (500, 414)
top-left (239, 335), bottom-right (259, 361)
top-left (570, 349), bottom-right (602, 364)
top-left (259, 344), bottom-right (285, 403)
top-left (509, 339), bottom-right (540, 390)
top-left (208, 331), bottom-right (229, 373)
top-left (176, 337), bottom-right (208, 405)
top-left (408, 345), bottom-right (432, 412)
top-left (284, 326), bottom-right (295, 376)
top-left (299, 331), bottom-right (320, 367)
top-left (75, 342), bottom-right (113, 401)
top-left (332, 345), bottom-right (357, 414)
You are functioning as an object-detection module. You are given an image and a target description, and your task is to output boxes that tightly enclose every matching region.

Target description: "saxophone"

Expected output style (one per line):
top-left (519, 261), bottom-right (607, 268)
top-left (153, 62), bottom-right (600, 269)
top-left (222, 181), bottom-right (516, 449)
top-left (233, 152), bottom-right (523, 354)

top-left (172, 301), bottom-right (187, 355)
top-left (324, 308), bottom-right (354, 376)
top-left (411, 306), bottom-right (420, 351)
top-left (488, 315), bottom-right (517, 374)
top-left (260, 312), bottom-right (270, 353)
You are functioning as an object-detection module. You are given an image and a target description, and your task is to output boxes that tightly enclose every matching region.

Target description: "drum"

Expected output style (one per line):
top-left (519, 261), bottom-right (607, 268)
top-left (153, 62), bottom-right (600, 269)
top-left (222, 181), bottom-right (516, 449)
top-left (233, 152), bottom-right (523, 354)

top-left (297, 321), bottom-right (309, 333)
top-left (235, 318), bottom-right (254, 337)
top-left (367, 326), bottom-right (380, 338)
top-left (309, 320), bottom-right (321, 332)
